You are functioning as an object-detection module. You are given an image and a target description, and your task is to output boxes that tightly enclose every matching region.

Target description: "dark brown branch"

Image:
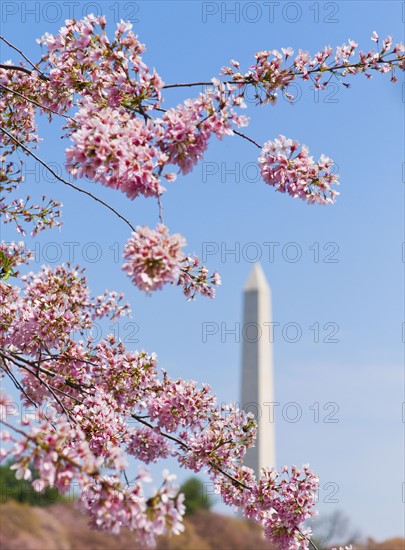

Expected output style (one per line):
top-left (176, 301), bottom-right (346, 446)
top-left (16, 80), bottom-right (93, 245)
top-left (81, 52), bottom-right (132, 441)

top-left (163, 81), bottom-right (215, 89)
top-left (1, 356), bottom-right (37, 407)
top-left (1, 349), bottom-right (93, 393)
top-left (0, 83), bottom-right (74, 121)
top-left (0, 63), bottom-right (43, 78)
top-left (233, 130), bottom-right (262, 149)
top-left (131, 413), bottom-right (250, 489)
top-left (0, 35), bottom-right (48, 80)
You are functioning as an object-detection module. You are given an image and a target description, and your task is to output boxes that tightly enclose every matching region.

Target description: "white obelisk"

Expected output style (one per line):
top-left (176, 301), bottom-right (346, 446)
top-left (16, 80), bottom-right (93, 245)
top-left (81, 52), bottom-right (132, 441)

top-left (241, 263), bottom-right (276, 476)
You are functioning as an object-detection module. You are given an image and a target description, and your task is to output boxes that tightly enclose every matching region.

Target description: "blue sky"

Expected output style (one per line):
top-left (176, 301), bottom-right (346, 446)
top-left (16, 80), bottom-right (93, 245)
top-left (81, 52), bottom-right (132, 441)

top-left (1, 0), bottom-right (404, 542)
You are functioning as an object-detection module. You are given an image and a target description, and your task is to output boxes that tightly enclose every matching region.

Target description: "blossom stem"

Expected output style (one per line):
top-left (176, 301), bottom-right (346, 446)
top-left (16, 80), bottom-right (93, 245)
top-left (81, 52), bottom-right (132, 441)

top-left (233, 130), bottom-right (262, 149)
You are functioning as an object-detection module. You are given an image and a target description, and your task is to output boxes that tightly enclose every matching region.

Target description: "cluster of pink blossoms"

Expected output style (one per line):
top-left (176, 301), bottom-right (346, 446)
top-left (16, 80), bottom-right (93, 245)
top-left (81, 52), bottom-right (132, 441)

top-left (146, 373), bottom-right (217, 433)
top-left (0, 257), bottom-right (319, 548)
top-left (0, 263), bottom-right (129, 359)
top-left (126, 426), bottom-right (171, 464)
top-left (157, 83), bottom-right (249, 175)
top-left (258, 135), bottom-right (339, 204)
top-left (221, 34), bottom-right (404, 104)
top-left (0, 66), bottom-right (44, 149)
top-left (1, 15), bottom-right (404, 550)
top-left (65, 98), bottom-right (172, 199)
top-left (178, 255), bottom-right (222, 300)
top-left (0, 194), bottom-right (62, 236)
top-left (122, 225), bottom-right (221, 298)
top-left (122, 224), bottom-right (186, 293)
top-left (37, 15), bottom-right (163, 112)
top-left (0, 241), bottom-right (33, 281)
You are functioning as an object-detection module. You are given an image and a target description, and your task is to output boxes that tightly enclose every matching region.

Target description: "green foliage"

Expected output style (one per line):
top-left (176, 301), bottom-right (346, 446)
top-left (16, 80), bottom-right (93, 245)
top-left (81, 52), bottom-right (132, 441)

top-left (0, 462), bottom-right (64, 506)
top-left (179, 477), bottom-right (214, 515)
top-left (0, 250), bottom-right (16, 280)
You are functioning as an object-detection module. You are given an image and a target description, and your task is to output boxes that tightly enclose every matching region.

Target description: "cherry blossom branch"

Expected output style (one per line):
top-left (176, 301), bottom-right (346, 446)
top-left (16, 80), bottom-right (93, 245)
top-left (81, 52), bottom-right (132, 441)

top-left (0, 35), bottom-right (48, 80)
top-left (0, 125), bottom-right (136, 232)
top-left (301, 55), bottom-right (403, 77)
top-left (13, 355), bottom-right (83, 418)
top-left (0, 63), bottom-right (42, 78)
top-left (0, 349), bottom-right (93, 394)
top-left (1, 418), bottom-right (40, 441)
top-left (131, 413), bottom-right (251, 489)
top-left (0, 355), bottom-right (37, 407)
top-left (0, 83), bottom-right (74, 121)
top-left (233, 130), bottom-right (262, 149)
top-left (131, 413), bottom-right (319, 550)
top-left (162, 54), bottom-right (403, 90)
top-left (0, 418), bottom-right (98, 475)
top-left (35, 375), bottom-right (77, 425)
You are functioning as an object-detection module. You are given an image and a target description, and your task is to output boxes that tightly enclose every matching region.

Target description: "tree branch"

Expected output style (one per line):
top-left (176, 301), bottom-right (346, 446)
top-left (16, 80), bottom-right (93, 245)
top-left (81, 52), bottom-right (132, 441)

top-left (233, 130), bottom-right (262, 149)
top-left (0, 83), bottom-right (74, 121)
top-left (0, 125), bottom-right (136, 232)
top-left (0, 35), bottom-right (49, 80)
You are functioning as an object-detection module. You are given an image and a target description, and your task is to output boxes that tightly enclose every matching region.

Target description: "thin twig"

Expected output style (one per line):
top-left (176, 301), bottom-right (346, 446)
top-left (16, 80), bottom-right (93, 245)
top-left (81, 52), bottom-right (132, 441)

top-left (0, 83), bottom-right (74, 121)
top-left (1, 349), bottom-right (93, 393)
top-left (38, 376), bottom-right (76, 426)
top-left (163, 81), bottom-right (215, 89)
top-left (0, 64), bottom-right (40, 78)
top-left (0, 35), bottom-right (48, 80)
top-left (157, 192), bottom-right (164, 224)
top-left (131, 413), bottom-right (251, 490)
top-left (47, 383), bottom-right (85, 405)
top-left (296, 527), bottom-right (320, 550)
top-left (1, 358), bottom-right (38, 407)
top-left (0, 125), bottom-right (136, 232)
top-left (233, 130), bottom-right (262, 149)
top-left (162, 55), bottom-right (403, 90)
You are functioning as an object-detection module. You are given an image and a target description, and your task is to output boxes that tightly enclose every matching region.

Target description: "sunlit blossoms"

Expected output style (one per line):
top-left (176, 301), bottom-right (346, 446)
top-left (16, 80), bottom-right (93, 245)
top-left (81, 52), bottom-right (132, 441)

top-left (1, 13), bottom-right (404, 550)
top-left (122, 224), bottom-right (186, 293)
top-left (65, 99), bottom-right (171, 199)
top-left (258, 135), bottom-right (339, 204)
top-left (157, 85), bottom-right (249, 175)
top-left (221, 34), bottom-right (404, 103)
top-left (36, 15), bottom-right (164, 112)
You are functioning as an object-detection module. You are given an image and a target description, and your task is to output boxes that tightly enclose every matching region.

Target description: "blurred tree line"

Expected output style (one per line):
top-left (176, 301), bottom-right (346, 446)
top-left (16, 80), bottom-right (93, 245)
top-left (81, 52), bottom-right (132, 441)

top-left (0, 462), bottom-right (64, 506)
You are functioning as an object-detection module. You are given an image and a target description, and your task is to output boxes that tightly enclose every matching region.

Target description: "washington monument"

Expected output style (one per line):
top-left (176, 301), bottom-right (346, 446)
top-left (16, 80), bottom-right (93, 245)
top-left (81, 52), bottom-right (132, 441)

top-left (240, 262), bottom-right (276, 475)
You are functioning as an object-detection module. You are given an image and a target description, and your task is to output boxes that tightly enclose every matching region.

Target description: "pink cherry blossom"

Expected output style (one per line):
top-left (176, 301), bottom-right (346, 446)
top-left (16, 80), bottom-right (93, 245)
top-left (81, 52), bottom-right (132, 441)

top-left (258, 135), bottom-right (339, 204)
top-left (122, 224), bottom-right (186, 293)
top-left (1, 15), bottom-right (404, 550)
top-left (65, 98), bottom-right (169, 199)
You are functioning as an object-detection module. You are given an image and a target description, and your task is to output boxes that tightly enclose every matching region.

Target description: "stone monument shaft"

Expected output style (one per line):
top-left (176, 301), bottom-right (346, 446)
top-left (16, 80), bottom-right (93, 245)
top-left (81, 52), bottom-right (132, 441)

top-left (241, 263), bottom-right (276, 475)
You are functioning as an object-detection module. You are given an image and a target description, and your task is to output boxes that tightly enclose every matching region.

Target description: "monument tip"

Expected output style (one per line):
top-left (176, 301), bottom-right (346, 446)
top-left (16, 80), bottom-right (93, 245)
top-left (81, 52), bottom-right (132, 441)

top-left (244, 262), bottom-right (270, 292)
